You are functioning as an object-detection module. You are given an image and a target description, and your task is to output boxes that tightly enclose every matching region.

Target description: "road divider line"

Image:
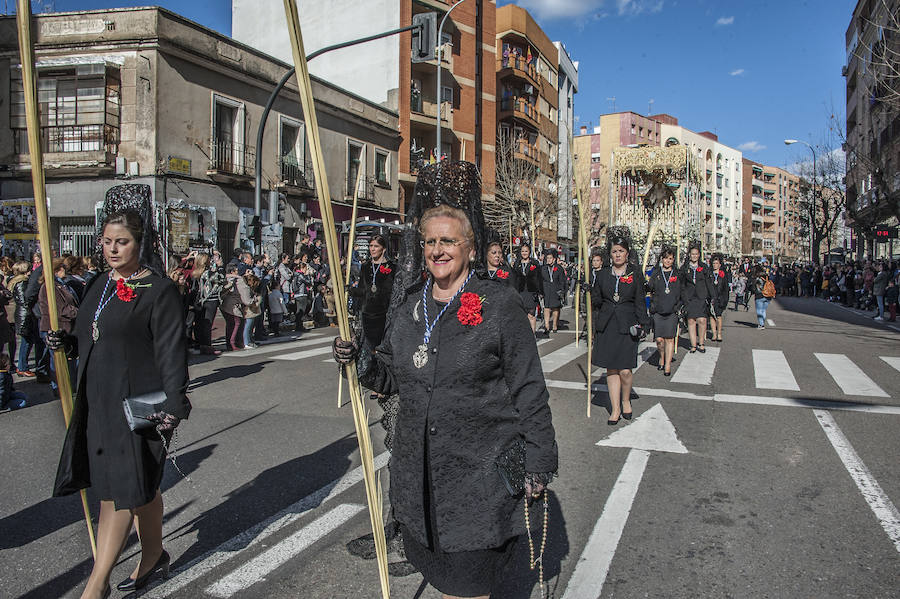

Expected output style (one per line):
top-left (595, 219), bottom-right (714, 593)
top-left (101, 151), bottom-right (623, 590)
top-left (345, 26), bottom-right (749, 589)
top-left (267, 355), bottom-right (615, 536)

top-left (222, 336), bottom-right (335, 357)
top-left (540, 343), bottom-right (587, 373)
top-left (632, 342), bottom-right (658, 373)
top-left (272, 345), bottom-right (336, 362)
top-left (815, 353), bottom-right (889, 397)
top-left (205, 504), bottom-right (365, 597)
top-left (766, 319), bottom-right (775, 327)
top-left (752, 349), bottom-right (799, 391)
top-left (670, 347), bottom-right (720, 385)
top-left (881, 356), bottom-right (900, 373)
top-left (814, 410), bottom-right (900, 554)
top-left (141, 452), bottom-right (389, 598)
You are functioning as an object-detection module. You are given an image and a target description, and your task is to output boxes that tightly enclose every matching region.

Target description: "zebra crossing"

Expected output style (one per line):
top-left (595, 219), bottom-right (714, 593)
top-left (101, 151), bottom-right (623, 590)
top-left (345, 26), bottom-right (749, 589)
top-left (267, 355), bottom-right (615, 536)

top-left (213, 329), bottom-right (898, 400)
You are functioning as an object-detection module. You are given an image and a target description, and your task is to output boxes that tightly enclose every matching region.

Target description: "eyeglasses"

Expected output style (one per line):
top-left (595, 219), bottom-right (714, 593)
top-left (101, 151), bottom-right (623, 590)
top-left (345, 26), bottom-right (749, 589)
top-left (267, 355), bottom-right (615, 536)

top-left (420, 237), bottom-right (464, 250)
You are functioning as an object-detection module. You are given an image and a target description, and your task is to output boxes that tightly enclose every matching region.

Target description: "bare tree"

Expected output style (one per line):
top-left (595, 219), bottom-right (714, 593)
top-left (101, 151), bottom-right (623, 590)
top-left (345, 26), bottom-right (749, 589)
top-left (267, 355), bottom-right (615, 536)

top-left (853, 0), bottom-right (900, 112)
top-left (572, 144), bottom-right (606, 248)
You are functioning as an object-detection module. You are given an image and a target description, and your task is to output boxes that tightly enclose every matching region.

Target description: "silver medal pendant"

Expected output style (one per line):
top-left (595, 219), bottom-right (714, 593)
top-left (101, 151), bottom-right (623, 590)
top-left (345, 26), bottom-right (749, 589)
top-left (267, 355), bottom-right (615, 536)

top-left (371, 284), bottom-right (377, 293)
top-left (613, 293), bottom-right (620, 302)
top-left (413, 344), bottom-right (429, 369)
top-left (92, 320), bottom-right (100, 342)
top-left (665, 288), bottom-right (670, 294)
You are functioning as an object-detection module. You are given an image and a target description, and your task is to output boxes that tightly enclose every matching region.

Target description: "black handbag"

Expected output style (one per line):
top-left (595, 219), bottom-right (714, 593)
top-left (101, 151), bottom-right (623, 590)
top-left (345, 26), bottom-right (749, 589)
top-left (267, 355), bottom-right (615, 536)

top-left (495, 438), bottom-right (526, 496)
top-left (123, 391), bottom-right (167, 431)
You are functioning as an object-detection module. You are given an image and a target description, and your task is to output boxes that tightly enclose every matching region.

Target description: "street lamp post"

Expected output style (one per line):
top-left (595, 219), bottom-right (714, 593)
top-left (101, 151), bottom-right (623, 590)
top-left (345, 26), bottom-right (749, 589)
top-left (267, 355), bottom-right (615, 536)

top-left (435, 0), bottom-right (468, 160)
top-left (785, 139), bottom-right (816, 264)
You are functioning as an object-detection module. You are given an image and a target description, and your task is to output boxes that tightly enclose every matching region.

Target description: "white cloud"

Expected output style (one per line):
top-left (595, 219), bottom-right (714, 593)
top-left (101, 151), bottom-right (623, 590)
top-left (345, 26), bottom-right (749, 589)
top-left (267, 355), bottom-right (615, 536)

top-left (716, 16), bottom-right (735, 26)
top-left (738, 141), bottom-right (767, 152)
top-left (512, 0), bottom-right (604, 20)
top-left (730, 68), bottom-right (745, 76)
top-left (617, 0), bottom-right (665, 16)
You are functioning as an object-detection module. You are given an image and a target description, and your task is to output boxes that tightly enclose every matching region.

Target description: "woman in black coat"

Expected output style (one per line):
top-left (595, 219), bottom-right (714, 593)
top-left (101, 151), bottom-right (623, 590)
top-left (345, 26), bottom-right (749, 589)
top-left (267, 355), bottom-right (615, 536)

top-left (485, 241), bottom-right (516, 287)
top-left (52, 209), bottom-right (190, 599)
top-left (7, 261), bottom-right (31, 374)
top-left (709, 254), bottom-right (730, 343)
top-left (591, 231), bottom-right (650, 425)
top-left (680, 243), bottom-right (715, 353)
top-left (335, 163), bottom-right (557, 598)
top-left (647, 246), bottom-right (682, 376)
top-left (350, 234), bottom-right (395, 348)
top-left (512, 243), bottom-right (543, 332)
top-left (540, 252), bottom-right (567, 333)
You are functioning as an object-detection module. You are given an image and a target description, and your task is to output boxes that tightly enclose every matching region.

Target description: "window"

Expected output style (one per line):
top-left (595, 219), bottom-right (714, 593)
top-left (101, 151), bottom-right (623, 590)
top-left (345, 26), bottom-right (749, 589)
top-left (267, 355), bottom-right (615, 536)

top-left (441, 85), bottom-right (454, 106)
top-left (347, 140), bottom-right (365, 198)
top-left (11, 63), bottom-right (120, 154)
top-left (279, 116), bottom-right (305, 187)
top-left (375, 149), bottom-right (390, 187)
top-left (639, 127), bottom-right (644, 138)
top-left (211, 94), bottom-right (247, 173)
top-left (631, 124), bottom-right (635, 135)
top-left (591, 178), bottom-right (602, 187)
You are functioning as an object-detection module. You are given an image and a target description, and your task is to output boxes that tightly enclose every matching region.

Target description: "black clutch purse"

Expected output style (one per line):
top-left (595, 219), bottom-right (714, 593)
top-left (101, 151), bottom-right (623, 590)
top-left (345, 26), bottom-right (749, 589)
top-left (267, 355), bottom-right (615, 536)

top-left (495, 438), bottom-right (526, 496)
top-left (123, 391), bottom-right (167, 431)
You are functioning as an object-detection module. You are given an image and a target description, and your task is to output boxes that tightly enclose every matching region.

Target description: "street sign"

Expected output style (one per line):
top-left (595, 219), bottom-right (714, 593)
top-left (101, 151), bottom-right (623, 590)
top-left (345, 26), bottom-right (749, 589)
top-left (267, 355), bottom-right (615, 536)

top-left (513, 236), bottom-right (521, 245)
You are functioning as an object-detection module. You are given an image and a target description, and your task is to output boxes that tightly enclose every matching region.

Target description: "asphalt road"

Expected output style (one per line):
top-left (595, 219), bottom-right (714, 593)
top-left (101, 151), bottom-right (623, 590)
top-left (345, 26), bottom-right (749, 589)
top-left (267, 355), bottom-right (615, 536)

top-left (1, 296), bottom-right (898, 599)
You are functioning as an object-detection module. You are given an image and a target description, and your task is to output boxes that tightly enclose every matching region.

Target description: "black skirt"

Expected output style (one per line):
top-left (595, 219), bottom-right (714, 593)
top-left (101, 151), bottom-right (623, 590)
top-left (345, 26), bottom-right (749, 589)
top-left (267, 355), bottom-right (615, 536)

top-left (519, 291), bottom-right (539, 315)
top-left (592, 325), bottom-right (638, 370)
top-left (684, 298), bottom-right (709, 319)
top-left (652, 313), bottom-right (678, 338)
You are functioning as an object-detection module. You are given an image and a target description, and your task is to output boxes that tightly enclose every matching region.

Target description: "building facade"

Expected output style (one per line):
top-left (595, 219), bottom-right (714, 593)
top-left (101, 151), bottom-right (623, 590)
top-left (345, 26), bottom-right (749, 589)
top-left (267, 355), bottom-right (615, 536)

top-left (554, 41), bottom-right (577, 243)
top-left (741, 159), bottom-right (802, 262)
top-left (233, 0), bottom-right (498, 214)
top-left (0, 7), bottom-right (401, 259)
top-left (844, 0), bottom-right (900, 260)
top-left (495, 3), bottom-right (559, 246)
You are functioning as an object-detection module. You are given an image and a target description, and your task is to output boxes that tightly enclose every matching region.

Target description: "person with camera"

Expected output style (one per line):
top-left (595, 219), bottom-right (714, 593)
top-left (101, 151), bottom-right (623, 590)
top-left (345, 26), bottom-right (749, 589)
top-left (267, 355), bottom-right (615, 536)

top-left (51, 206), bottom-right (190, 599)
top-left (591, 228), bottom-right (650, 425)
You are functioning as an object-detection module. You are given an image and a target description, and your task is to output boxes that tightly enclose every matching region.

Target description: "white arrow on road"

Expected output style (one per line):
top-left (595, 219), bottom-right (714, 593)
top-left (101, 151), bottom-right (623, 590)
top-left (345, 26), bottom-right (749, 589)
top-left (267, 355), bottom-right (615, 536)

top-left (563, 403), bottom-right (687, 599)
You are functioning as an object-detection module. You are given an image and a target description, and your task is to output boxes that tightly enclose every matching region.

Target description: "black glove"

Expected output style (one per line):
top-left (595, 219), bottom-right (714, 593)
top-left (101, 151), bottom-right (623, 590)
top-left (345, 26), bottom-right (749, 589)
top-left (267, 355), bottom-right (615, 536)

top-left (148, 411), bottom-right (181, 432)
top-left (46, 329), bottom-right (76, 355)
top-left (332, 336), bottom-right (360, 365)
top-left (629, 324), bottom-right (646, 339)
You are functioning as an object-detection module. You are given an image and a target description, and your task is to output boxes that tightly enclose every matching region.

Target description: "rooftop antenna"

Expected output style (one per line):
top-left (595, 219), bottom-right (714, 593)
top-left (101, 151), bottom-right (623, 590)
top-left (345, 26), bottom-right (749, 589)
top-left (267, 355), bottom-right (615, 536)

top-left (648, 98), bottom-right (654, 116)
top-left (606, 96), bottom-right (616, 113)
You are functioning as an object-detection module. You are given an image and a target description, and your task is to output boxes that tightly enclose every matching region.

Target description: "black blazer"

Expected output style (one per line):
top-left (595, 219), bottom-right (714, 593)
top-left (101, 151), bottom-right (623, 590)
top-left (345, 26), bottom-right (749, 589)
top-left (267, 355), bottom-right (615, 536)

top-left (512, 258), bottom-right (543, 293)
top-left (710, 268), bottom-right (730, 310)
top-left (648, 268), bottom-right (683, 315)
top-left (358, 275), bottom-right (557, 552)
top-left (540, 264), bottom-right (567, 308)
top-left (591, 266), bottom-right (650, 334)
top-left (486, 265), bottom-right (517, 287)
top-left (350, 259), bottom-right (395, 317)
top-left (681, 262), bottom-right (715, 303)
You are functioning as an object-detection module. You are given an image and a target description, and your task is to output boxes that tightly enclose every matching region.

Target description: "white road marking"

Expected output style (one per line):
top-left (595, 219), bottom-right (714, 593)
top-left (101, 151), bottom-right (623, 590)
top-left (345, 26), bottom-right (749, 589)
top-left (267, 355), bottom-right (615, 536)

top-left (222, 336), bottom-right (334, 357)
top-left (596, 404), bottom-right (688, 454)
top-left (205, 504), bottom-right (366, 597)
top-left (561, 449), bottom-right (650, 599)
top-left (141, 452), bottom-right (390, 598)
top-left (632, 342), bottom-right (658, 373)
top-left (815, 353), bottom-right (889, 397)
top-left (670, 347), bottom-right (720, 385)
top-left (537, 337), bottom-right (553, 346)
top-left (271, 345), bottom-right (336, 361)
top-left (766, 318), bottom-right (775, 327)
top-left (540, 343), bottom-right (587, 373)
top-left (814, 410), bottom-right (900, 554)
top-left (752, 349), bottom-right (799, 391)
top-left (881, 356), bottom-right (900, 373)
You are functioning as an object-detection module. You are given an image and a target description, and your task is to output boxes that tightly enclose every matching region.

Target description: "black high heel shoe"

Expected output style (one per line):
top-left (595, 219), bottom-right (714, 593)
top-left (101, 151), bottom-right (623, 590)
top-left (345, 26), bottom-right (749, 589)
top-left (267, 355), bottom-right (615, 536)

top-left (607, 416), bottom-right (620, 426)
top-left (657, 364), bottom-right (664, 371)
top-left (117, 550), bottom-right (170, 592)
top-left (622, 411), bottom-right (633, 420)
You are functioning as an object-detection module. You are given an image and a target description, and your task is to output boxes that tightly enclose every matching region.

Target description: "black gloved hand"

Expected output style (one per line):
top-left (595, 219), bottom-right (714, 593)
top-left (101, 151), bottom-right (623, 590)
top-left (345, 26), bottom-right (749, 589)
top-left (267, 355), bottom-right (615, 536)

top-left (629, 324), bottom-right (645, 339)
top-left (46, 329), bottom-right (70, 352)
top-left (149, 411), bottom-right (181, 432)
top-left (332, 336), bottom-right (359, 365)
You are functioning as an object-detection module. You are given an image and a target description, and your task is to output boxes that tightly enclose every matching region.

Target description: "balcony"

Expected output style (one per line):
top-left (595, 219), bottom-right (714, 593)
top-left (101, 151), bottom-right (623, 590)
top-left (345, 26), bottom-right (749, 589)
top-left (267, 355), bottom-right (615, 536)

top-left (751, 213), bottom-right (763, 223)
top-left (499, 97), bottom-right (540, 129)
top-left (497, 55), bottom-right (540, 89)
top-left (514, 138), bottom-right (539, 164)
top-left (410, 97), bottom-right (452, 130)
top-left (346, 174), bottom-right (375, 204)
top-left (277, 156), bottom-right (313, 192)
top-left (412, 42), bottom-right (453, 72)
top-left (207, 138), bottom-right (256, 182)
top-left (13, 124), bottom-right (119, 172)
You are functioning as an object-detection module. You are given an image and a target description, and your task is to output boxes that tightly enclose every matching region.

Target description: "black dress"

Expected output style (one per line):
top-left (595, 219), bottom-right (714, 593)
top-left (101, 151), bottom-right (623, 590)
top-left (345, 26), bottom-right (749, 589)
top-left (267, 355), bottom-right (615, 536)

top-left (681, 262), bottom-right (715, 319)
top-left (355, 259), bottom-right (395, 347)
top-left (710, 269), bottom-right (730, 317)
top-left (486, 265), bottom-right (517, 288)
top-left (54, 272), bottom-right (191, 509)
top-left (591, 266), bottom-right (650, 370)
top-left (358, 274), bottom-right (557, 596)
top-left (648, 268), bottom-right (682, 338)
top-left (512, 258), bottom-right (542, 314)
top-left (540, 264), bottom-right (567, 309)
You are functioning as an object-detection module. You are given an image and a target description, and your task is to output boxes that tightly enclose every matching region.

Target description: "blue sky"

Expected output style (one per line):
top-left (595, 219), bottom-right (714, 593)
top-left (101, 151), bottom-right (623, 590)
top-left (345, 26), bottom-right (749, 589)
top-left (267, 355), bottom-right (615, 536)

top-left (27, 0), bottom-right (848, 168)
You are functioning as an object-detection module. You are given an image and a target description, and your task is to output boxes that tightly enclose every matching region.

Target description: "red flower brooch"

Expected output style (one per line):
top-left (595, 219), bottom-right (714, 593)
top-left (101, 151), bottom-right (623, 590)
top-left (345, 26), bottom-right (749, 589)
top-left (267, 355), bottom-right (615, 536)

top-left (718, 270), bottom-right (726, 278)
top-left (497, 270), bottom-right (509, 279)
top-left (116, 278), bottom-right (151, 302)
top-left (696, 266), bottom-right (704, 272)
top-left (669, 275), bottom-right (678, 283)
top-left (378, 264), bottom-right (392, 274)
top-left (620, 274), bottom-right (634, 284)
top-left (457, 292), bottom-right (484, 326)
top-left (552, 266), bottom-right (558, 272)
top-left (529, 264), bottom-right (537, 271)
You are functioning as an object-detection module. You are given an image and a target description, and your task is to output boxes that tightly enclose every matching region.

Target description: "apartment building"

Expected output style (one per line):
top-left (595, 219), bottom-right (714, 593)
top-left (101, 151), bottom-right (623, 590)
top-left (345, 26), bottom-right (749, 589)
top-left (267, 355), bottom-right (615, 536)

top-left (844, 0), bottom-right (900, 260)
top-left (554, 41), bottom-right (578, 243)
top-left (496, 3), bottom-right (559, 245)
top-left (233, 0), bottom-right (498, 213)
top-left (0, 7), bottom-right (401, 257)
top-left (741, 159), bottom-right (802, 262)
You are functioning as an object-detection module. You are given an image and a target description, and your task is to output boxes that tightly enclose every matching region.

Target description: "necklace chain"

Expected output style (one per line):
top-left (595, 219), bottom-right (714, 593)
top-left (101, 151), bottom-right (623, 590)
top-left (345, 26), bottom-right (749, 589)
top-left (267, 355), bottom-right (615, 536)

top-left (422, 270), bottom-right (474, 344)
top-left (525, 490), bottom-right (549, 599)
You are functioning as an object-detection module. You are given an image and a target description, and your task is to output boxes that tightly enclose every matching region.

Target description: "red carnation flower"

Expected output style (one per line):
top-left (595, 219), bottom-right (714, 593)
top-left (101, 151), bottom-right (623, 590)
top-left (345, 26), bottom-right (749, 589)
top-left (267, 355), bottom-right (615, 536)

top-left (553, 266), bottom-right (558, 272)
top-left (718, 270), bottom-right (725, 278)
top-left (457, 292), bottom-right (484, 326)
top-left (696, 266), bottom-right (704, 272)
top-left (497, 270), bottom-right (509, 279)
top-left (116, 278), bottom-right (136, 302)
top-left (379, 264), bottom-right (392, 274)
top-left (529, 264), bottom-right (537, 271)
top-left (669, 276), bottom-right (677, 283)
top-left (620, 275), bottom-right (634, 284)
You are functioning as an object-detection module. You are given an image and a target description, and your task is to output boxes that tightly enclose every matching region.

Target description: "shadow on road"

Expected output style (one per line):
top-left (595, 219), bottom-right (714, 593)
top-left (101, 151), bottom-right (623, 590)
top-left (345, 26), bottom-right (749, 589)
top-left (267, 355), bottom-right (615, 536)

top-left (188, 361), bottom-right (273, 390)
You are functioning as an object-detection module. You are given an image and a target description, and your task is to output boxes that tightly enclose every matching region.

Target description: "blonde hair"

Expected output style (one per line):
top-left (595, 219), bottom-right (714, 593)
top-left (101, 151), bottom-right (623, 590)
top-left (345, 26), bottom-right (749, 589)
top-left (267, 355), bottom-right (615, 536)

top-left (12, 261), bottom-right (29, 276)
top-left (418, 205), bottom-right (474, 249)
top-left (192, 253), bottom-right (210, 279)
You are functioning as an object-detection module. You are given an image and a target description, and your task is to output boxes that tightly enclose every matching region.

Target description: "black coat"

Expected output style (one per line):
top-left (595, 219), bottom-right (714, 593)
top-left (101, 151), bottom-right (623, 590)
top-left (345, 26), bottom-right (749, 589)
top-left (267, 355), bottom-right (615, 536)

top-left (358, 275), bottom-right (557, 552)
top-left (647, 268), bottom-right (683, 315)
top-left (486, 266), bottom-right (517, 287)
top-left (710, 269), bottom-right (730, 311)
top-left (591, 266), bottom-right (650, 334)
top-left (512, 258), bottom-right (542, 294)
top-left (540, 264), bottom-right (567, 309)
top-left (10, 278), bottom-right (31, 338)
top-left (681, 262), bottom-right (715, 303)
top-left (352, 260), bottom-right (395, 318)
top-left (53, 273), bottom-right (191, 505)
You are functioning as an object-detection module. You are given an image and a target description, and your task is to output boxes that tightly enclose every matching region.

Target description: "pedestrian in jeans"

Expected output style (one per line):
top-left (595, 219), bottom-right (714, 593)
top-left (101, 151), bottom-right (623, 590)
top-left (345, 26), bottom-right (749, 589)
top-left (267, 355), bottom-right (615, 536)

top-left (752, 265), bottom-right (772, 329)
top-left (276, 253), bottom-right (294, 325)
top-left (0, 352), bottom-right (27, 411)
top-left (872, 262), bottom-right (889, 321)
top-left (241, 272), bottom-right (261, 349)
top-left (191, 253), bottom-right (223, 355)
top-left (220, 264), bottom-right (252, 351)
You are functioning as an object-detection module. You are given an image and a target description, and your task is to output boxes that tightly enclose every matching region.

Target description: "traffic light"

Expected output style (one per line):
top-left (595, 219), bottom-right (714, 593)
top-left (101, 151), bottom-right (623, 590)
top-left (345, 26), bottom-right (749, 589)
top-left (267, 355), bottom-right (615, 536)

top-left (246, 215), bottom-right (261, 240)
top-left (277, 194), bottom-right (287, 223)
top-left (411, 12), bottom-right (437, 63)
